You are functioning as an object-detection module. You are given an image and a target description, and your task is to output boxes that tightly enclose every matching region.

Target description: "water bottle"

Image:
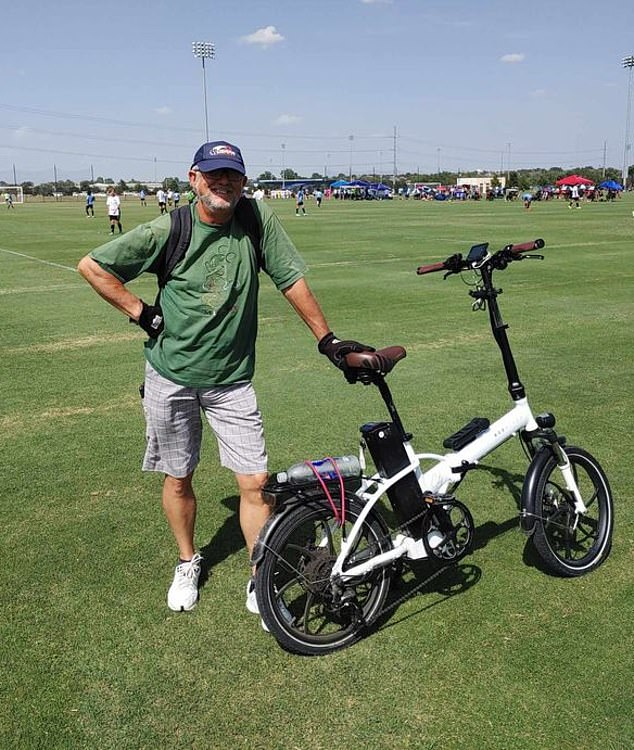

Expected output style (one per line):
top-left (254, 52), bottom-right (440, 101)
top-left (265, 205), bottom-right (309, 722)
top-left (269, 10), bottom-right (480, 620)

top-left (276, 455), bottom-right (361, 486)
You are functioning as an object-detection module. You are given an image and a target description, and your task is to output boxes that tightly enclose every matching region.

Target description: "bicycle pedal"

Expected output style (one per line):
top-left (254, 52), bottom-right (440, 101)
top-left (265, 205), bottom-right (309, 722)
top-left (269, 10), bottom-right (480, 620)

top-left (443, 417), bottom-right (490, 451)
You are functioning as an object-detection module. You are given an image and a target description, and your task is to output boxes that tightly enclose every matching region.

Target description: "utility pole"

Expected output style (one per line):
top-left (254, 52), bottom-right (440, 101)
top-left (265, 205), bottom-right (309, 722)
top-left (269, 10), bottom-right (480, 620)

top-left (348, 135), bottom-right (354, 181)
top-left (393, 125), bottom-right (397, 189)
top-left (281, 144), bottom-right (286, 190)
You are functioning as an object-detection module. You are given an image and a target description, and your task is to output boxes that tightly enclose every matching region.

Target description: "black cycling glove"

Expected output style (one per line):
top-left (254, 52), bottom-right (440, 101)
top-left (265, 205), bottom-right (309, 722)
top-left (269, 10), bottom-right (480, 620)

top-left (317, 331), bottom-right (375, 370)
top-left (131, 301), bottom-right (164, 339)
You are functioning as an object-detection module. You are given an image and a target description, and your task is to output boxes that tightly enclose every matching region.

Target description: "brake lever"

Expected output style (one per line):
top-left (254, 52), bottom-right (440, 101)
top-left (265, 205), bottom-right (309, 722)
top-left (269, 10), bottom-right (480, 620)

top-left (442, 253), bottom-right (464, 279)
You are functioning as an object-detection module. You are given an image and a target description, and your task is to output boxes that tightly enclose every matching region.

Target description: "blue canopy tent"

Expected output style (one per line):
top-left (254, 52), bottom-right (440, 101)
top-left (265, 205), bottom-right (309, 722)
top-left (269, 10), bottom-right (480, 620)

top-left (367, 182), bottom-right (392, 199)
top-left (598, 179), bottom-right (623, 191)
top-left (330, 179), bottom-right (350, 188)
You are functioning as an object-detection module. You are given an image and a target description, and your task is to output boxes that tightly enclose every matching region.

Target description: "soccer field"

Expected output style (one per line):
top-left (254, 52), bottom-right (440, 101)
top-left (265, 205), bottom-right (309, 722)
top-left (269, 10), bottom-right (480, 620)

top-left (1, 195), bottom-right (633, 749)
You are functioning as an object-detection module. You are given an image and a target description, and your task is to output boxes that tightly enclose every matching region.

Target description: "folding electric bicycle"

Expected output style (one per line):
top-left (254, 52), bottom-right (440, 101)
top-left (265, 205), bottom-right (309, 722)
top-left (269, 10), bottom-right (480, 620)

top-left (252, 239), bottom-right (614, 655)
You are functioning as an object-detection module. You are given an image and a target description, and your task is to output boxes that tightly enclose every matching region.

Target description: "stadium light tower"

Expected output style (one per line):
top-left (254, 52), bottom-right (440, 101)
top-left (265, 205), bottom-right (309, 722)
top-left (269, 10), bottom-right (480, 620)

top-left (192, 41), bottom-right (215, 141)
top-left (622, 55), bottom-right (634, 189)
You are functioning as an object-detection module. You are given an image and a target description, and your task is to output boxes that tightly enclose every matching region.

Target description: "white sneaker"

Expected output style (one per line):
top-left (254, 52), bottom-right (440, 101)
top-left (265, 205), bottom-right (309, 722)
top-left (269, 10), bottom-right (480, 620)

top-left (246, 577), bottom-right (259, 614)
top-left (245, 578), bottom-right (269, 631)
top-left (246, 578), bottom-right (293, 631)
top-left (167, 553), bottom-right (203, 612)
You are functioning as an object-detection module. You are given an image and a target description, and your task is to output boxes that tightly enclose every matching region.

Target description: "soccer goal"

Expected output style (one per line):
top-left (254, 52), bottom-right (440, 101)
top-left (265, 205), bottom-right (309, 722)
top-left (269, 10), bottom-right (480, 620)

top-left (2, 186), bottom-right (24, 204)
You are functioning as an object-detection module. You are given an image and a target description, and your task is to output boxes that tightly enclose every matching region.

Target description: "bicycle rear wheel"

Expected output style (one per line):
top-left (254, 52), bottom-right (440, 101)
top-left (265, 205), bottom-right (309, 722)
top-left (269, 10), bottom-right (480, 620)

top-left (529, 445), bottom-right (613, 576)
top-left (255, 495), bottom-right (392, 655)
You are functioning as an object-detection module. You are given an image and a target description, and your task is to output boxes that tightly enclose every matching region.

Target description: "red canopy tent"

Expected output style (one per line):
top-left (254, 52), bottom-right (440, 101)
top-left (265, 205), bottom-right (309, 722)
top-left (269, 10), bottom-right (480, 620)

top-left (555, 174), bottom-right (594, 186)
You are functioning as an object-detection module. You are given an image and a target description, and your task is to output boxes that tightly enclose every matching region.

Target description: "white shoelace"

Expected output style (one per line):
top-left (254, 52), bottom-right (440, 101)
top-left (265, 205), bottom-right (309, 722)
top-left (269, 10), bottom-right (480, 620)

top-left (176, 553), bottom-right (202, 580)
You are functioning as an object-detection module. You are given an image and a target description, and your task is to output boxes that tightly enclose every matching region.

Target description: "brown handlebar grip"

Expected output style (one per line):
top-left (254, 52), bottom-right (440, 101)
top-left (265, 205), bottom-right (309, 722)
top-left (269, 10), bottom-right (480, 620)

top-left (509, 238), bottom-right (545, 254)
top-left (416, 261), bottom-right (446, 275)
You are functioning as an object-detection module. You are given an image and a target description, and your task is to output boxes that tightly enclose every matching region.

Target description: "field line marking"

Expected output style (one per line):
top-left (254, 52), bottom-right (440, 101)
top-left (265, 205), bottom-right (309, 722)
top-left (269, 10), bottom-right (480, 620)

top-left (0, 246), bottom-right (78, 273)
top-left (4, 331), bottom-right (141, 354)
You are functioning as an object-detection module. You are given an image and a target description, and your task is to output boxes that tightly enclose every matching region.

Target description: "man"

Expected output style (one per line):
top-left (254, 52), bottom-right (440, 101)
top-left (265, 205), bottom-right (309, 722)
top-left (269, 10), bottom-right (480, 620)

top-left (105, 188), bottom-right (122, 234)
top-left (295, 187), bottom-right (306, 216)
top-left (77, 140), bottom-right (371, 619)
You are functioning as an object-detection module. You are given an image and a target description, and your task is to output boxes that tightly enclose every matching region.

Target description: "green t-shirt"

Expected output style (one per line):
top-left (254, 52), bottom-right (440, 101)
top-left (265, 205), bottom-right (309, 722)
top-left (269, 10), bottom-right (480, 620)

top-left (90, 200), bottom-right (307, 386)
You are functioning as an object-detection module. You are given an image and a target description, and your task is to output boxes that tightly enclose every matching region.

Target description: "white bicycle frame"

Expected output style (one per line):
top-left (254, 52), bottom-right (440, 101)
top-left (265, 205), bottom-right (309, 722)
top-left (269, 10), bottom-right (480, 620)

top-left (331, 396), bottom-right (588, 582)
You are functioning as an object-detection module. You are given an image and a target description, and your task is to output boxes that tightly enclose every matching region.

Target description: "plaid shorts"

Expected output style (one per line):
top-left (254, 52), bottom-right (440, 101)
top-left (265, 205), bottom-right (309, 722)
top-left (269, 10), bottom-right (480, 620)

top-left (141, 362), bottom-right (267, 478)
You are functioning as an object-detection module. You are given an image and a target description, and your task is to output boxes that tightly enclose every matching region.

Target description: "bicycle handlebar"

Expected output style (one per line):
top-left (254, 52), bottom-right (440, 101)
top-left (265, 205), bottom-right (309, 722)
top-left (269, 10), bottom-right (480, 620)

top-left (416, 260), bottom-right (446, 275)
top-left (416, 239), bottom-right (545, 276)
top-left (506, 238), bottom-right (545, 254)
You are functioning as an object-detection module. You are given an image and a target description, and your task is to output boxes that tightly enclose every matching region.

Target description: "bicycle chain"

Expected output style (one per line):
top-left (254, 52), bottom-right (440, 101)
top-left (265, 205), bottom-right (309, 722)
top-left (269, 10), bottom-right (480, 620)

top-left (377, 559), bottom-right (457, 619)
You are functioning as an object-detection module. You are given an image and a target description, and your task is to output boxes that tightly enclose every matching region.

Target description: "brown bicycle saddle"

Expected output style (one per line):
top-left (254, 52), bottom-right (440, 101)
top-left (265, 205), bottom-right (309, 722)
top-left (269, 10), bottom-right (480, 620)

top-left (344, 346), bottom-right (406, 374)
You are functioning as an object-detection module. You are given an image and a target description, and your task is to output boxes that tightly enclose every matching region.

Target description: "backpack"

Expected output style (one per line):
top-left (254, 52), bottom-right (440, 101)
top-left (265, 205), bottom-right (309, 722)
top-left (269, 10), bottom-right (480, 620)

top-left (149, 196), bottom-right (264, 294)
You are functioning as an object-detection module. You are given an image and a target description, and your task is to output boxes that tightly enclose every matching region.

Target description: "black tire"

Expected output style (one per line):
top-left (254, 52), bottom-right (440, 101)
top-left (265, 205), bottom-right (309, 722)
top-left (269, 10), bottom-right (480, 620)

top-left (530, 445), bottom-right (613, 576)
top-left (255, 495), bottom-right (392, 655)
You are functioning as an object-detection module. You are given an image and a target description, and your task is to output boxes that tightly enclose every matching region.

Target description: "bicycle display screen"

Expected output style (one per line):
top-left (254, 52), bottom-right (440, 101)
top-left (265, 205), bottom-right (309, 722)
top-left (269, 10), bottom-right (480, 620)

top-left (466, 243), bottom-right (489, 263)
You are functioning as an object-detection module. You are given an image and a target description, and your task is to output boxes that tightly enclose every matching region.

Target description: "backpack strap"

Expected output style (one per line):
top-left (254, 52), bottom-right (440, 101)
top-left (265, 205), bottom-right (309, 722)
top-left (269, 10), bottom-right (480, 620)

top-left (157, 204), bottom-right (192, 288)
top-left (234, 196), bottom-right (264, 270)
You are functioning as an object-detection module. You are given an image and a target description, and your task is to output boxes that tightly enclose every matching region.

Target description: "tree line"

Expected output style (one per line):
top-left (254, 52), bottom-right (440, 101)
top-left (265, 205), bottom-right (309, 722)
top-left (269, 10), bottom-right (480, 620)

top-left (0, 176), bottom-right (188, 196)
top-left (2, 164), bottom-right (629, 197)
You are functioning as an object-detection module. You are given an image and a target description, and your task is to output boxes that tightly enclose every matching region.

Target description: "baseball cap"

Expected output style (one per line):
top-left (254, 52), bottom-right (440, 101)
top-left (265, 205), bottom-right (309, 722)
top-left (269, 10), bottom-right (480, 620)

top-left (191, 141), bottom-right (246, 174)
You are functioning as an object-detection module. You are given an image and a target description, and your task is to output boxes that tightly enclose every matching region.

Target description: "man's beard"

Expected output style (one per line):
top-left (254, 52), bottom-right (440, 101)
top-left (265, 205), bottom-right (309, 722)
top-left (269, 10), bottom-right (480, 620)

top-left (197, 189), bottom-right (238, 214)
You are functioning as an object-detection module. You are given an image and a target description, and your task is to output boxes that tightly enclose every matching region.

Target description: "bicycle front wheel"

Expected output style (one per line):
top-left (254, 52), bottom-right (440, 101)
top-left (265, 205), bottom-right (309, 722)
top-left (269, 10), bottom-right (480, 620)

top-left (255, 495), bottom-right (392, 655)
top-left (529, 445), bottom-right (613, 576)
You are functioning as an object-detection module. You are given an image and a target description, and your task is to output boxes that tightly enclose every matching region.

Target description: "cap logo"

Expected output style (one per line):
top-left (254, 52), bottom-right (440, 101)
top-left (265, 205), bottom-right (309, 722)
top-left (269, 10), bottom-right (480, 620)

top-left (210, 145), bottom-right (237, 157)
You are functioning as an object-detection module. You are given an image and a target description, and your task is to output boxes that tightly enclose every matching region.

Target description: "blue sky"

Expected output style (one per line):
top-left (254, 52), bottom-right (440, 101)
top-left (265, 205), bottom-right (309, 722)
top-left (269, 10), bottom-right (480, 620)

top-left (2, 0), bottom-right (634, 184)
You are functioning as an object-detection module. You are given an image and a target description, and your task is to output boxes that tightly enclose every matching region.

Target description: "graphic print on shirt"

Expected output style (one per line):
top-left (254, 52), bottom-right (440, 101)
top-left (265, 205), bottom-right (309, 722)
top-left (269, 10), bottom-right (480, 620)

top-left (200, 243), bottom-right (237, 317)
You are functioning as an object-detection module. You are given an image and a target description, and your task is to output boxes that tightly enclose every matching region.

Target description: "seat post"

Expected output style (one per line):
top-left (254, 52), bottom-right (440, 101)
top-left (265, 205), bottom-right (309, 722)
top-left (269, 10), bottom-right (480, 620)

top-left (375, 376), bottom-right (410, 441)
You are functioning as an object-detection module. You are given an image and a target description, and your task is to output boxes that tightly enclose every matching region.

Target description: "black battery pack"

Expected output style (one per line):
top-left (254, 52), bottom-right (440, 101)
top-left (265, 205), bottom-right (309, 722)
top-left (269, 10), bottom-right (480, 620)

top-left (360, 421), bottom-right (424, 536)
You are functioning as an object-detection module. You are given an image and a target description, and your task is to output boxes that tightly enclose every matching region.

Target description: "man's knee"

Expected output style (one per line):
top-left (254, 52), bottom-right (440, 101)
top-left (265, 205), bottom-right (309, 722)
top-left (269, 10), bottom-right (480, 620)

top-left (164, 473), bottom-right (194, 498)
top-left (236, 472), bottom-right (270, 502)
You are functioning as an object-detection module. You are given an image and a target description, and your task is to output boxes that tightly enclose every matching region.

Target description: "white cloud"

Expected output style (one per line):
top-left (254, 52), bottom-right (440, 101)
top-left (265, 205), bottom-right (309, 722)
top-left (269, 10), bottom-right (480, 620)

top-left (154, 106), bottom-right (172, 115)
top-left (241, 25), bottom-right (284, 48)
top-left (531, 89), bottom-right (546, 97)
top-left (361, 0), bottom-right (393, 4)
top-left (274, 114), bottom-right (302, 126)
top-left (13, 126), bottom-right (31, 140)
top-left (500, 53), bottom-right (525, 64)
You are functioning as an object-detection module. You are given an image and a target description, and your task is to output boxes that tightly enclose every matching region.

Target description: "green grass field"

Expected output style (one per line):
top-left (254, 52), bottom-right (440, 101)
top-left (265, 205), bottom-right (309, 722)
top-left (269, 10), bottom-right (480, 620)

top-left (1, 194), bottom-right (633, 750)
